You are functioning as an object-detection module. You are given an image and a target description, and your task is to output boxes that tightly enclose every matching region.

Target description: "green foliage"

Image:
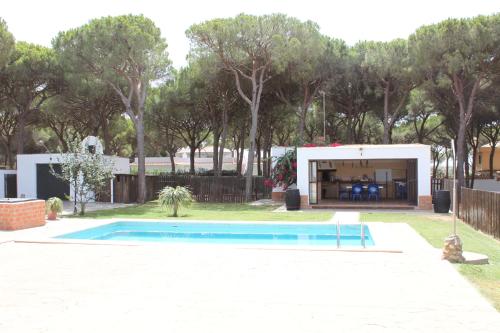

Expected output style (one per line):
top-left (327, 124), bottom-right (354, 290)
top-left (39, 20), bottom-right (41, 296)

top-left (54, 15), bottom-right (170, 88)
top-left (45, 197), bottom-right (63, 213)
top-left (54, 137), bottom-right (114, 215)
top-left (158, 186), bottom-right (194, 217)
top-left (410, 14), bottom-right (500, 78)
top-left (0, 18), bottom-right (14, 69)
top-left (54, 14), bottom-right (172, 203)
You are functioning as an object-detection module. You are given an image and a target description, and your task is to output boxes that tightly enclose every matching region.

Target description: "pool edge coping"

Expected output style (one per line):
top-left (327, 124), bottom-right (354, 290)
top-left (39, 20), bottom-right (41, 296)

top-left (3, 218), bottom-right (404, 253)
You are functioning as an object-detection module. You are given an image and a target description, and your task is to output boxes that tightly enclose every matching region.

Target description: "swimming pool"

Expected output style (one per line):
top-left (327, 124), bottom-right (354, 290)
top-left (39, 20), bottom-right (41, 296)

top-left (56, 222), bottom-right (374, 246)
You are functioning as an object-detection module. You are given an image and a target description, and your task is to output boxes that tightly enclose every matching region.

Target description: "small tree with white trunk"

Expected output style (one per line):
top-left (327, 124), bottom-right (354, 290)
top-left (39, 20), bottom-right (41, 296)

top-left (52, 137), bottom-right (114, 215)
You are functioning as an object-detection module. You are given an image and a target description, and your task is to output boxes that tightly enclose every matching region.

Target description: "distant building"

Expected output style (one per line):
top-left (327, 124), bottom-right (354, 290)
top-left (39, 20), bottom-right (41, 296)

top-left (475, 144), bottom-right (500, 175)
top-left (177, 146), bottom-right (234, 159)
top-left (133, 146), bottom-right (236, 173)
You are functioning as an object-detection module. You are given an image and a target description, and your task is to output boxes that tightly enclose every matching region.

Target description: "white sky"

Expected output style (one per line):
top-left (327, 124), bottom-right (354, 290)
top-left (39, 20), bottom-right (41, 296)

top-left (2, 0), bottom-right (499, 68)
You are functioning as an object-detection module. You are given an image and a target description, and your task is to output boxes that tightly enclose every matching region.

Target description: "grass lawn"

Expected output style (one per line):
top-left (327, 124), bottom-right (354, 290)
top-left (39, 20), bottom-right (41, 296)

top-left (361, 212), bottom-right (500, 311)
top-left (78, 202), bottom-right (333, 222)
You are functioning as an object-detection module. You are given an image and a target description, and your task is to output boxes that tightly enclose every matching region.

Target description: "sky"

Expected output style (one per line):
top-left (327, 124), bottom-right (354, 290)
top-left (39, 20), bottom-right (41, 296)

top-left (2, 0), bottom-right (499, 68)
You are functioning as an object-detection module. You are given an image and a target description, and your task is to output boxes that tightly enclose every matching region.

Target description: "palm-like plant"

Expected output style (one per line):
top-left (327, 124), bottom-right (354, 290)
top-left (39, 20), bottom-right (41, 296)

top-left (158, 186), bottom-right (193, 217)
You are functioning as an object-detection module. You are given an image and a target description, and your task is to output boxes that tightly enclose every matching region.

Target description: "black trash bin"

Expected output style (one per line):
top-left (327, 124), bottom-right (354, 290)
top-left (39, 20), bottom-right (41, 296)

top-left (285, 189), bottom-right (300, 211)
top-left (434, 190), bottom-right (451, 213)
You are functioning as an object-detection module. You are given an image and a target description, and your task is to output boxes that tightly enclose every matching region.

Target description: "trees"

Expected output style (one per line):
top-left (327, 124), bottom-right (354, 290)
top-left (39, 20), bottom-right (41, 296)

top-left (0, 103), bottom-right (17, 167)
top-left (187, 14), bottom-right (312, 200)
top-left (0, 18), bottom-right (14, 70)
top-left (0, 42), bottom-right (60, 155)
top-left (406, 89), bottom-right (444, 144)
top-left (188, 54), bottom-right (239, 175)
top-left (54, 15), bottom-right (171, 203)
top-left (54, 80), bottom-right (123, 154)
top-left (410, 14), bottom-right (500, 189)
top-left (145, 85), bottom-right (183, 172)
top-left (327, 44), bottom-right (376, 144)
top-left (167, 67), bottom-right (211, 173)
top-left (274, 31), bottom-right (345, 144)
top-left (363, 39), bottom-right (419, 144)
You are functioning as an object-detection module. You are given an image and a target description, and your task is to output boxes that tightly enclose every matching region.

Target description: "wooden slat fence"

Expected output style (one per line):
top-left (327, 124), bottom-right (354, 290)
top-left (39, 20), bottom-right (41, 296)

top-left (460, 187), bottom-right (500, 240)
top-left (431, 177), bottom-right (443, 196)
top-left (113, 174), bottom-right (271, 204)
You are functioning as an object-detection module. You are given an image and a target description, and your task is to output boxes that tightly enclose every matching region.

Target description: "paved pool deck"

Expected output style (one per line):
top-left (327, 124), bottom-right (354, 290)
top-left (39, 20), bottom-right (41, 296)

top-left (0, 219), bottom-right (499, 332)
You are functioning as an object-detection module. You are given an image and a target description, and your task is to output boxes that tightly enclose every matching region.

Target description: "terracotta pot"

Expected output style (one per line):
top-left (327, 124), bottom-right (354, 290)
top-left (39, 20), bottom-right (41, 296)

top-left (47, 211), bottom-right (58, 220)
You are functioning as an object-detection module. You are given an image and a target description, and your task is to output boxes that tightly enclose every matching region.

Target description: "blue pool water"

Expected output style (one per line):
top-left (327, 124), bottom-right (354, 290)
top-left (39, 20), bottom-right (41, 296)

top-left (56, 222), bottom-right (374, 246)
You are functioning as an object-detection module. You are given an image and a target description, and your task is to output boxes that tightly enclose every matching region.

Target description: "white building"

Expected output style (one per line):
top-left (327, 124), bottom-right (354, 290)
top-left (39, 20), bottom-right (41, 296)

top-left (16, 154), bottom-right (129, 200)
top-left (272, 144), bottom-right (432, 209)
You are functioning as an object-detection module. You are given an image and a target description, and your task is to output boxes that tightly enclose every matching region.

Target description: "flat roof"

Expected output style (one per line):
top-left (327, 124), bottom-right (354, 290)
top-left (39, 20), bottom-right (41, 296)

top-left (296, 144), bottom-right (430, 149)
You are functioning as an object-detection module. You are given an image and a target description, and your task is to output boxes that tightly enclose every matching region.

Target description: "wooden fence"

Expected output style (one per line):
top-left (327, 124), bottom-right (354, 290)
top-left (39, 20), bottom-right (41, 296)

top-left (113, 174), bottom-right (271, 204)
top-left (434, 178), bottom-right (499, 239)
top-left (460, 187), bottom-right (500, 240)
top-left (431, 177), bottom-right (443, 196)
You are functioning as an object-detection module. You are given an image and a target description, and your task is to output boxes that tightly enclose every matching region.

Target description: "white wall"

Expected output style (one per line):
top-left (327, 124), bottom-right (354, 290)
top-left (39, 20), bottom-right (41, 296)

top-left (16, 154), bottom-right (130, 200)
top-left (110, 156), bottom-right (131, 174)
top-left (131, 156), bottom-right (238, 172)
top-left (0, 170), bottom-right (17, 198)
top-left (295, 144), bottom-right (431, 204)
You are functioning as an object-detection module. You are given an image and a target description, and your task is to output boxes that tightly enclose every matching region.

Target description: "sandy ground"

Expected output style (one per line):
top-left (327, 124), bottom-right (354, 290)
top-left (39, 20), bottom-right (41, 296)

top-left (0, 221), bottom-right (499, 333)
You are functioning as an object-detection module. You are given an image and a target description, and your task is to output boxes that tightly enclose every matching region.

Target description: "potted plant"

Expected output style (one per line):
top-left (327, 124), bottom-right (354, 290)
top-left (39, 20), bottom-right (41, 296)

top-left (158, 186), bottom-right (194, 217)
top-left (46, 197), bottom-right (63, 220)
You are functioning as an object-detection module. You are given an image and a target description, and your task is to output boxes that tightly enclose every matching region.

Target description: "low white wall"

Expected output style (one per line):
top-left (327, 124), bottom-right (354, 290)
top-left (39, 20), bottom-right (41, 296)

top-left (0, 170), bottom-right (17, 198)
top-left (296, 144), bottom-right (431, 204)
top-left (110, 156), bottom-right (131, 174)
top-left (473, 179), bottom-right (500, 193)
top-left (17, 154), bottom-right (130, 200)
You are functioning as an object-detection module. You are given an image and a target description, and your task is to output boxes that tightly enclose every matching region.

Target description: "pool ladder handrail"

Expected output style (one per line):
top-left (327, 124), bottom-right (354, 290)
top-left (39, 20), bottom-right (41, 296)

top-left (361, 220), bottom-right (366, 248)
top-left (336, 219), bottom-right (340, 248)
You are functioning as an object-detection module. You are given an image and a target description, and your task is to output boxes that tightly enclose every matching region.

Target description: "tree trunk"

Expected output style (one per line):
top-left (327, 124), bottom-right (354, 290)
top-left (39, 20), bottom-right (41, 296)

top-left (346, 105), bottom-right (354, 144)
top-left (169, 153), bottom-right (176, 173)
top-left (189, 142), bottom-right (196, 174)
top-left (433, 159), bottom-right (440, 178)
top-left (16, 114), bottom-right (26, 155)
top-left (245, 106), bottom-right (258, 200)
top-left (102, 119), bottom-right (111, 155)
top-left (135, 117), bottom-right (147, 203)
top-left (237, 127), bottom-right (245, 175)
top-left (445, 147), bottom-right (449, 178)
top-left (298, 106), bottom-right (306, 145)
top-left (388, 126), bottom-right (394, 144)
top-left (212, 132), bottom-right (220, 174)
top-left (456, 119), bottom-right (466, 193)
top-left (73, 178), bottom-right (78, 215)
top-left (489, 144), bottom-right (496, 179)
top-left (470, 144), bottom-right (478, 189)
top-left (1, 140), bottom-right (14, 169)
top-left (217, 108), bottom-right (228, 177)
top-left (235, 148), bottom-right (241, 174)
top-left (453, 75), bottom-right (481, 193)
top-left (382, 84), bottom-right (390, 144)
top-left (256, 137), bottom-right (262, 176)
